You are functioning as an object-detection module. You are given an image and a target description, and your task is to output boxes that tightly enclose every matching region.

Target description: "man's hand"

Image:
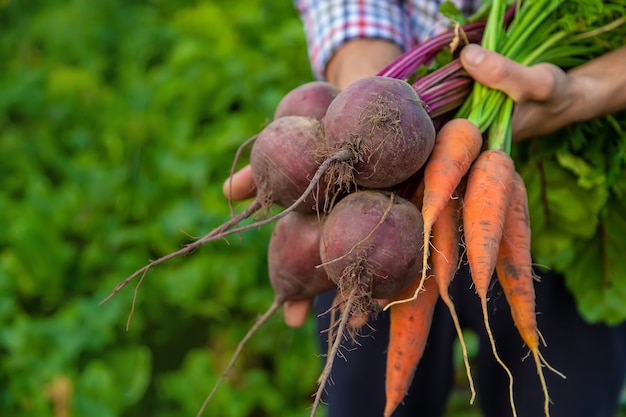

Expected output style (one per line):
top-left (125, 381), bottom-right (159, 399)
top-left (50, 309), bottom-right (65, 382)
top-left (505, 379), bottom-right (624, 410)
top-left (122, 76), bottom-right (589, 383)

top-left (460, 44), bottom-right (626, 141)
top-left (460, 44), bottom-right (575, 141)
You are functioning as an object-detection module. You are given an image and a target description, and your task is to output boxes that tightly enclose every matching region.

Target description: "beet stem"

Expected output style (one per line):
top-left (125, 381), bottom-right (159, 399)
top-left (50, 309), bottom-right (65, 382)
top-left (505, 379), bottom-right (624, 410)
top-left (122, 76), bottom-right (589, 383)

top-left (196, 299), bottom-right (284, 417)
top-left (377, 21), bottom-right (486, 79)
top-left (412, 59), bottom-right (464, 91)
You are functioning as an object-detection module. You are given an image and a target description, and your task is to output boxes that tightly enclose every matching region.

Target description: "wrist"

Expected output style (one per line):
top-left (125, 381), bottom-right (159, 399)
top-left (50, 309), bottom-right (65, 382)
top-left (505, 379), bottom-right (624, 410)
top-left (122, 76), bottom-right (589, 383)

top-left (563, 72), bottom-right (596, 125)
top-left (511, 65), bottom-right (578, 141)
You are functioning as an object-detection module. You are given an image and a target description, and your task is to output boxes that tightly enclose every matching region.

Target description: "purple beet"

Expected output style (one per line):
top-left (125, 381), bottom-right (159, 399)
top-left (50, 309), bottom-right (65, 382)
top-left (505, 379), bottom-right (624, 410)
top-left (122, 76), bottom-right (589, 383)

top-left (323, 76), bottom-right (436, 188)
top-left (274, 81), bottom-right (340, 121)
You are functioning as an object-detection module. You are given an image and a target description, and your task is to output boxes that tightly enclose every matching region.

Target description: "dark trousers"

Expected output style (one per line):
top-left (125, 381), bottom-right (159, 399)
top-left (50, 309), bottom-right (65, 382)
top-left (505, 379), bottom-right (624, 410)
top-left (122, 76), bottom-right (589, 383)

top-left (315, 265), bottom-right (626, 417)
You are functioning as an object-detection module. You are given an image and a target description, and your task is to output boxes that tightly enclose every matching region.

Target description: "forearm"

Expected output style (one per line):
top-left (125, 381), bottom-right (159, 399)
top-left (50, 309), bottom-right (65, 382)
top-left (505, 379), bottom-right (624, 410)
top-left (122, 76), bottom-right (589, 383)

top-left (325, 39), bottom-right (403, 89)
top-left (295, 0), bottom-right (412, 84)
top-left (568, 45), bottom-right (626, 123)
top-left (512, 45), bottom-right (626, 140)
top-left (461, 43), bottom-right (626, 141)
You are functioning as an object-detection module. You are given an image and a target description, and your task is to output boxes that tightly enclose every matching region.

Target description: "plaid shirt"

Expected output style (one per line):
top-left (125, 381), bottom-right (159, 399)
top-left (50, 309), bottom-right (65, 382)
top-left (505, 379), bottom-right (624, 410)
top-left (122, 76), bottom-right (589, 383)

top-left (295, 0), bottom-right (480, 79)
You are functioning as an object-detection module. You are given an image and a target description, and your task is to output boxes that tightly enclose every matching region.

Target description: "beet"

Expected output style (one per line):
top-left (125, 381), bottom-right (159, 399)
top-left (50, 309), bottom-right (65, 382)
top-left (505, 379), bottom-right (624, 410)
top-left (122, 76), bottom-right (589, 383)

top-left (320, 189), bottom-right (424, 300)
top-left (323, 76), bottom-right (436, 188)
top-left (311, 189), bottom-right (424, 417)
top-left (274, 81), bottom-right (340, 121)
top-left (250, 115), bottom-right (330, 213)
top-left (268, 212), bottom-right (335, 299)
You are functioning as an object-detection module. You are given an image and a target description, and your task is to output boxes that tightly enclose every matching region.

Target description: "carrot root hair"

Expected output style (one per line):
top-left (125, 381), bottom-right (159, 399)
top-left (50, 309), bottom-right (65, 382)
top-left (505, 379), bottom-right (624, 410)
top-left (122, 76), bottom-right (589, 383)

top-left (481, 298), bottom-right (517, 417)
top-left (430, 184), bottom-right (476, 403)
top-left (496, 171), bottom-right (566, 417)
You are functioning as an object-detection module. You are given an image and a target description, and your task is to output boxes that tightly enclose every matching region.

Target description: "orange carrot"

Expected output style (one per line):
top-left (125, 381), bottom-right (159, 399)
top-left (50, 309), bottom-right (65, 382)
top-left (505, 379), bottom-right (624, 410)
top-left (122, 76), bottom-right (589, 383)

top-left (385, 118), bottom-right (482, 310)
top-left (496, 172), bottom-right (565, 417)
top-left (383, 275), bottom-right (439, 417)
top-left (429, 183), bottom-right (476, 403)
top-left (462, 148), bottom-right (517, 416)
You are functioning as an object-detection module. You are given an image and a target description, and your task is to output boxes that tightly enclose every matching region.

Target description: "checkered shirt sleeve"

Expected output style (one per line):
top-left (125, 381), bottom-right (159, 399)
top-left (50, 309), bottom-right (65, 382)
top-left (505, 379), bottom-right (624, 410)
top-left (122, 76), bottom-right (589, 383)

top-left (294, 0), bottom-right (414, 80)
top-left (295, 0), bottom-right (481, 80)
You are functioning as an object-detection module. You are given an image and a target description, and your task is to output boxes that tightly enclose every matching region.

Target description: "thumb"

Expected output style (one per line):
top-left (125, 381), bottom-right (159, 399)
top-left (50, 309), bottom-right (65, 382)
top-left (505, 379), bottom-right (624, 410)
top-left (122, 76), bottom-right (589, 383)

top-left (461, 44), bottom-right (555, 102)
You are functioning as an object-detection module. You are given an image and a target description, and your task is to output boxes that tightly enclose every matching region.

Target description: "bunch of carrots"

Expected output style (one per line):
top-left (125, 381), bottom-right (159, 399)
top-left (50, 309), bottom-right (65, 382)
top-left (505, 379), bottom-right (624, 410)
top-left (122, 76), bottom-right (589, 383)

top-left (380, 1), bottom-right (625, 416)
top-left (382, 118), bottom-right (562, 417)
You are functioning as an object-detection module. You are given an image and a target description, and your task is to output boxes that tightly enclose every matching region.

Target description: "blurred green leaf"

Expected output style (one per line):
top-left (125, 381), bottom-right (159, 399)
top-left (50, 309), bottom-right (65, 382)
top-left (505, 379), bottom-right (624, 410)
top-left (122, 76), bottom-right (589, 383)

top-left (517, 111), bottom-right (626, 324)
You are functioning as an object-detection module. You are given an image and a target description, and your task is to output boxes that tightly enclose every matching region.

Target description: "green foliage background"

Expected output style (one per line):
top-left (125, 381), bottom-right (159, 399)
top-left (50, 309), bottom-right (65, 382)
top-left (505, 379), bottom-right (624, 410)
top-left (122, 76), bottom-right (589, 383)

top-left (0, 1), bottom-right (319, 416)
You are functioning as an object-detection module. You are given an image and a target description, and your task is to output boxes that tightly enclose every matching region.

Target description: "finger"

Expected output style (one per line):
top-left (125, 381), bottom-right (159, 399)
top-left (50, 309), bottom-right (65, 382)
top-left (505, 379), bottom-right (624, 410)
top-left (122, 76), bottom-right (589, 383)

top-left (222, 165), bottom-right (256, 201)
top-left (283, 298), bottom-right (313, 328)
top-left (461, 44), bottom-right (556, 102)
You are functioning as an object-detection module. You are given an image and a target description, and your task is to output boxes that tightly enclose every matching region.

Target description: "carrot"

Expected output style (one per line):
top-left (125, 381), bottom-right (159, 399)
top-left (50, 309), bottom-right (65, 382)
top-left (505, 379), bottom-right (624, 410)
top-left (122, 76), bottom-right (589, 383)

top-left (462, 148), bottom-right (517, 417)
top-left (385, 118), bottom-right (482, 310)
top-left (496, 171), bottom-right (565, 417)
top-left (383, 274), bottom-right (439, 417)
top-left (429, 182), bottom-right (476, 403)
